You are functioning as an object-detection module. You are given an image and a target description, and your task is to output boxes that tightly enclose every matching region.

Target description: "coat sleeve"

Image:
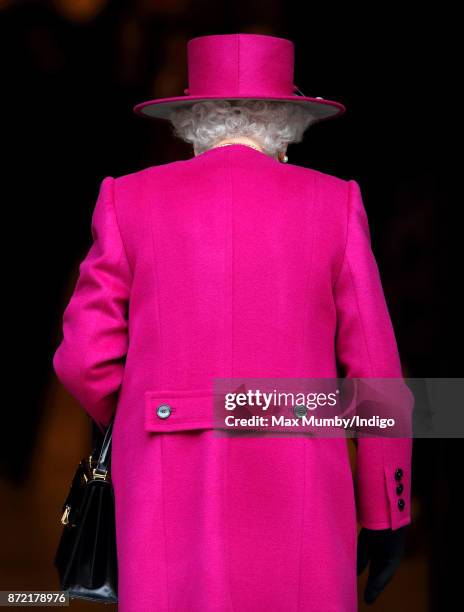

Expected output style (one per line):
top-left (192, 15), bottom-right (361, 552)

top-left (333, 178), bottom-right (413, 531)
top-left (53, 176), bottom-right (132, 433)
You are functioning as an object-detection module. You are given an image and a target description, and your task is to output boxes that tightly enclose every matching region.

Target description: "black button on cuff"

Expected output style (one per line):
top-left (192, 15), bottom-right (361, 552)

top-left (396, 483), bottom-right (404, 495)
top-left (397, 498), bottom-right (405, 511)
top-left (394, 467), bottom-right (403, 481)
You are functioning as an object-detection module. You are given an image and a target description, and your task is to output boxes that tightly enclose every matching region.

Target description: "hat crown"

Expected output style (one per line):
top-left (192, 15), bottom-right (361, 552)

top-left (185, 34), bottom-right (296, 98)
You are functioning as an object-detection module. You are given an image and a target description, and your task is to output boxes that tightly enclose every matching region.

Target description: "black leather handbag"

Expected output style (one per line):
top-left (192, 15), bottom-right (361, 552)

top-left (54, 416), bottom-right (118, 603)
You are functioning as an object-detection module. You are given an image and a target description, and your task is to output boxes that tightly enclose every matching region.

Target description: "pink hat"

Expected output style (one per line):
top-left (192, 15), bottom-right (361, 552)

top-left (133, 33), bottom-right (346, 124)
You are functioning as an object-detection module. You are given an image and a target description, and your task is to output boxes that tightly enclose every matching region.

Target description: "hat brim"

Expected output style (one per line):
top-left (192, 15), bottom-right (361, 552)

top-left (133, 95), bottom-right (345, 123)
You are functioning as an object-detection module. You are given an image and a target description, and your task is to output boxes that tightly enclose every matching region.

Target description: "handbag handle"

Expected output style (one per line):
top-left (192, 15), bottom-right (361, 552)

top-left (91, 416), bottom-right (114, 481)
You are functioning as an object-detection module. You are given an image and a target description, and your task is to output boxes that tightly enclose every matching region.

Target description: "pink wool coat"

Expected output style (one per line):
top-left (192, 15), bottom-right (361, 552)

top-left (53, 143), bottom-right (413, 611)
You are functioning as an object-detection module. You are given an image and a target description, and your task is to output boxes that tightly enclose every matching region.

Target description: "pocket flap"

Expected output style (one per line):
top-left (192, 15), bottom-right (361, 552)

top-left (145, 389), bottom-right (217, 432)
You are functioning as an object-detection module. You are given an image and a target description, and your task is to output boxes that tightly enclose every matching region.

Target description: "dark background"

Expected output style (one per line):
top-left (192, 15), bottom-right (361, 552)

top-left (0, 1), bottom-right (460, 610)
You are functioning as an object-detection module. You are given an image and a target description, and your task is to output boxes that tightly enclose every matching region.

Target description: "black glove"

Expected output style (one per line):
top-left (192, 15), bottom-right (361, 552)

top-left (357, 525), bottom-right (407, 604)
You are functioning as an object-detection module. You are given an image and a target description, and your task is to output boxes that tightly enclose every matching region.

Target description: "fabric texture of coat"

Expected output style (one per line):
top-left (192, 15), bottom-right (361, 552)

top-left (53, 143), bottom-right (413, 611)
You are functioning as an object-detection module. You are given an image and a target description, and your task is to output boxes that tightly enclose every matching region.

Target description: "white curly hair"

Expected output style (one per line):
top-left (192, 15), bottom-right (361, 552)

top-left (168, 99), bottom-right (317, 157)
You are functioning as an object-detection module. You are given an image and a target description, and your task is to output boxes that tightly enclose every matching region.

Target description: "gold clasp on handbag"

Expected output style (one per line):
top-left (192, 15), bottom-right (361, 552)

top-left (61, 504), bottom-right (71, 525)
top-left (92, 467), bottom-right (108, 480)
top-left (89, 454), bottom-right (108, 480)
